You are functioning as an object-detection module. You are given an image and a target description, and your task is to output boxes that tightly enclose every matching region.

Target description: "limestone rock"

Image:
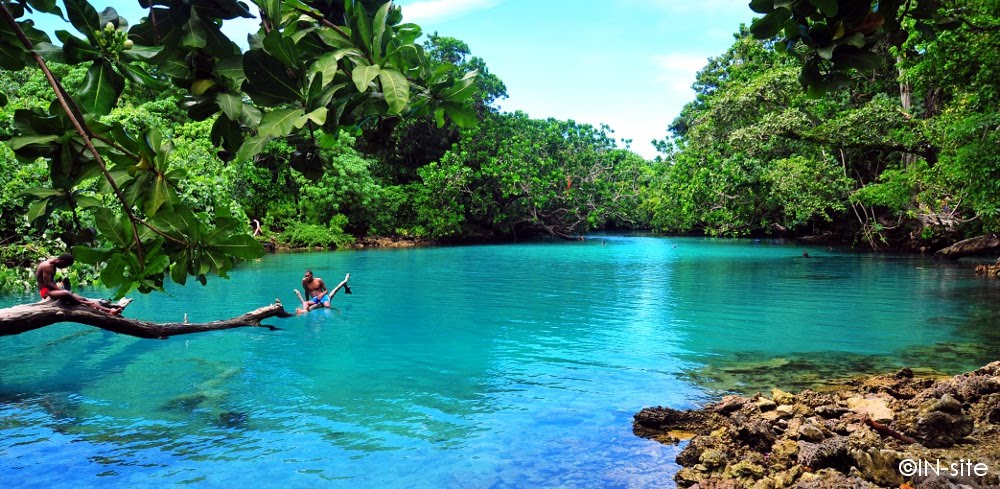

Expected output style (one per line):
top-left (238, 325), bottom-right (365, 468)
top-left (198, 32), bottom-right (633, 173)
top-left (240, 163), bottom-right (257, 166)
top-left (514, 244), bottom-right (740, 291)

top-left (796, 436), bottom-right (852, 471)
top-left (846, 395), bottom-right (894, 422)
top-left (771, 388), bottom-right (795, 405)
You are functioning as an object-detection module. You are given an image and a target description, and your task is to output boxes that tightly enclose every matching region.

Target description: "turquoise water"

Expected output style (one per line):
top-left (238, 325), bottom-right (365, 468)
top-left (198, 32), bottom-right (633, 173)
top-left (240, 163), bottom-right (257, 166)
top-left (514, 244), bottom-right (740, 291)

top-left (1, 236), bottom-right (998, 488)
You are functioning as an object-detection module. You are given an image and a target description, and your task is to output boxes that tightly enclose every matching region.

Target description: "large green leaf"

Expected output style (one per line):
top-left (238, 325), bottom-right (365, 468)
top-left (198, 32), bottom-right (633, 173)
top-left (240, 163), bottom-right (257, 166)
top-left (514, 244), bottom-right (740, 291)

top-left (181, 9), bottom-right (208, 49)
top-left (259, 108), bottom-right (305, 137)
top-left (263, 30), bottom-right (300, 68)
top-left (65, 0), bottom-right (100, 39)
top-left (10, 134), bottom-right (59, 150)
top-left (352, 63), bottom-right (380, 92)
top-left (242, 50), bottom-right (302, 105)
top-left (215, 55), bottom-right (246, 85)
top-left (295, 107), bottom-right (328, 128)
top-left (95, 208), bottom-right (129, 247)
top-left (235, 134), bottom-right (272, 163)
top-left (207, 234), bottom-right (265, 260)
top-left (378, 69), bottom-right (409, 114)
top-left (0, 41), bottom-right (26, 71)
top-left (749, 0), bottom-right (774, 14)
top-left (215, 92), bottom-right (244, 120)
top-left (372, 1), bottom-right (391, 61)
top-left (78, 60), bottom-right (124, 115)
top-left (750, 8), bottom-right (791, 39)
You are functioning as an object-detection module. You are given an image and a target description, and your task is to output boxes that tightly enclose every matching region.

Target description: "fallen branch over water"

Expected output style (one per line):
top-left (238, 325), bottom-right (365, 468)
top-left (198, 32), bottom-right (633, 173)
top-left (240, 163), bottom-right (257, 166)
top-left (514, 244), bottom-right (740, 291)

top-left (0, 299), bottom-right (292, 338)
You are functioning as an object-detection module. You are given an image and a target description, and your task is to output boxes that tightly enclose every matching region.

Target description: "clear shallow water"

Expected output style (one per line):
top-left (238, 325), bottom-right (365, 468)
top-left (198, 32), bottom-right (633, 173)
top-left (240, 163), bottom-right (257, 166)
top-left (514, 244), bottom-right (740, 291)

top-left (1, 236), bottom-right (998, 488)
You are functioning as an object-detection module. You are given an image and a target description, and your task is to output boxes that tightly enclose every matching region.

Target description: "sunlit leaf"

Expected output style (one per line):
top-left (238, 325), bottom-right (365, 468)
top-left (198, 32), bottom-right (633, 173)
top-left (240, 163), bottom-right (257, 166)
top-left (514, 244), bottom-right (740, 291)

top-left (259, 108), bottom-right (305, 137)
top-left (352, 63), bottom-right (380, 92)
top-left (379, 69), bottom-right (409, 114)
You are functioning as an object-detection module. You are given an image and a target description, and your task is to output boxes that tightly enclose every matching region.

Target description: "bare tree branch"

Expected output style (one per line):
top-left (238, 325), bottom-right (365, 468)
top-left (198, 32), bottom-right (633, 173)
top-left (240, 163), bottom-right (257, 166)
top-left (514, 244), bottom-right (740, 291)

top-left (0, 300), bottom-right (292, 339)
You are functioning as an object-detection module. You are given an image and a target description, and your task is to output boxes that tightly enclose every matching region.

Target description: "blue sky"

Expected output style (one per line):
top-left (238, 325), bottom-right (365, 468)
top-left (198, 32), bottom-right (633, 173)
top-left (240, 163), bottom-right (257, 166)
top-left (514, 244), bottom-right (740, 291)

top-left (31, 1), bottom-right (757, 159)
top-left (395, 0), bottom-right (757, 158)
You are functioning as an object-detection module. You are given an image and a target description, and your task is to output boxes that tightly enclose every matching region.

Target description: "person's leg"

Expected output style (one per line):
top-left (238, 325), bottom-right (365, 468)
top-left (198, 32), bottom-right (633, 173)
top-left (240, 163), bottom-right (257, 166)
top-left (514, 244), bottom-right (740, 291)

top-left (48, 289), bottom-right (120, 315)
top-left (293, 289), bottom-right (310, 314)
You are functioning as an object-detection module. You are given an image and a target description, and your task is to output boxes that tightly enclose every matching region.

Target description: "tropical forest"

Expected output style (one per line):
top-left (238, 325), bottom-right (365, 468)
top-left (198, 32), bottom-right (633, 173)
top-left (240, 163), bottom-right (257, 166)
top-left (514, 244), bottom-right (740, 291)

top-left (0, 0), bottom-right (998, 487)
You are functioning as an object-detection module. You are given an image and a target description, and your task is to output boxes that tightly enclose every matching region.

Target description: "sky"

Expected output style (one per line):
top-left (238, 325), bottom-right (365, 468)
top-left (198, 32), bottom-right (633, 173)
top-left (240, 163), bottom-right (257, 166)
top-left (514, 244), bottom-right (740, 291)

top-left (394, 0), bottom-right (758, 159)
top-left (30, 1), bottom-right (758, 160)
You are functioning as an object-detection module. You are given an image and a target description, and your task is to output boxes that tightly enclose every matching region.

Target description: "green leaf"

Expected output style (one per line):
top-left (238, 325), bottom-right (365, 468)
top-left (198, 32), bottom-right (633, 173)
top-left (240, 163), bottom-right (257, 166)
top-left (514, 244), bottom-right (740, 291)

top-left (119, 63), bottom-right (165, 89)
top-left (444, 102), bottom-right (477, 128)
top-left (10, 134), bottom-right (59, 150)
top-left (207, 233), bottom-right (265, 260)
top-left (808, 0), bottom-right (838, 17)
top-left (181, 9), bottom-right (208, 49)
top-left (379, 69), bottom-right (409, 114)
top-left (295, 107), bottom-right (328, 128)
top-left (259, 108), bottom-right (305, 137)
top-left (242, 50), bottom-right (302, 105)
top-left (65, 0), bottom-right (100, 39)
top-left (100, 253), bottom-right (128, 288)
top-left (749, 0), bottom-right (774, 14)
top-left (832, 51), bottom-right (883, 71)
top-left (120, 44), bottom-right (161, 61)
top-left (750, 7), bottom-right (791, 39)
top-left (235, 134), bottom-right (272, 163)
top-left (24, 187), bottom-right (65, 198)
top-left (372, 1), bottom-right (391, 60)
top-left (309, 51), bottom-right (342, 87)
top-left (145, 172), bottom-right (174, 216)
top-left (78, 60), bottom-right (124, 115)
top-left (441, 70), bottom-right (478, 101)
top-left (27, 199), bottom-right (48, 224)
top-left (0, 41), bottom-right (26, 71)
top-left (215, 92), bottom-right (243, 120)
top-left (95, 208), bottom-right (129, 247)
top-left (32, 41), bottom-right (65, 63)
top-left (352, 64), bottom-right (381, 92)
top-left (171, 252), bottom-right (190, 285)
top-left (72, 245), bottom-right (113, 264)
top-left (215, 56), bottom-right (246, 84)
top-left (60, 33), bottom-right (100, 63)
top-left (263, 30), bottom-right (300, 68)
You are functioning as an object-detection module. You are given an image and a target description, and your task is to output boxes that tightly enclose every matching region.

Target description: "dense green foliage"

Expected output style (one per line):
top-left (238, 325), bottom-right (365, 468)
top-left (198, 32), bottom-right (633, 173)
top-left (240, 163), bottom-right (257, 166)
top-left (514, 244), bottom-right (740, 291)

top-left (649, 0), bottom-right (999, 248)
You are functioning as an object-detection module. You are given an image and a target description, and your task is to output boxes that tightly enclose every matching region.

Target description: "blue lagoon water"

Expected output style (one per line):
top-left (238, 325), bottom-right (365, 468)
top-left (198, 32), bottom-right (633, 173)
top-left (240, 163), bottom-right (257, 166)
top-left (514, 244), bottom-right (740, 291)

top-left (1, 237), bottom-right (998, 488)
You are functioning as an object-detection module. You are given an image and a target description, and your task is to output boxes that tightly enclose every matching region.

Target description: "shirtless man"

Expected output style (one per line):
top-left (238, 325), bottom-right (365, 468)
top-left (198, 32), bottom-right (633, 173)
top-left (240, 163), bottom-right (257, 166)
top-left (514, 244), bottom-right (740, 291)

top-left (36, 254), bottom-right (121, 315)
top-left (294, 269), bottom-right (351, 314)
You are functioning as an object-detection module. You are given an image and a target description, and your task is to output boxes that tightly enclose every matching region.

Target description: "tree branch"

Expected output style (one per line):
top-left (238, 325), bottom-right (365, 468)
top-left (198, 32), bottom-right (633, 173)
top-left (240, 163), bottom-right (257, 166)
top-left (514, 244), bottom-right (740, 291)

top-left (0, 300), bottom-right (292, 339)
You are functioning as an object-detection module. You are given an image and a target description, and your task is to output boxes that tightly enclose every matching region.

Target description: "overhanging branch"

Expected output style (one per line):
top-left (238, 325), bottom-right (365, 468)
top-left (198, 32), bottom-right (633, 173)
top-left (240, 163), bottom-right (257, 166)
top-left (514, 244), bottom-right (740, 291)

top-left (0, 300), bottom-right (293, 339)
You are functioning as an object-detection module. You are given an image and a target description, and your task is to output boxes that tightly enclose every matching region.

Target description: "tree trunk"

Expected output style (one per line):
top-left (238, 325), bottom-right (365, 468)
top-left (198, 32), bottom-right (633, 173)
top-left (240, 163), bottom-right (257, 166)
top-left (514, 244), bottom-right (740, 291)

top-left (0, 300), bottom-right (293, 339)
top-left (935, 234), bottom-right (1000, 259)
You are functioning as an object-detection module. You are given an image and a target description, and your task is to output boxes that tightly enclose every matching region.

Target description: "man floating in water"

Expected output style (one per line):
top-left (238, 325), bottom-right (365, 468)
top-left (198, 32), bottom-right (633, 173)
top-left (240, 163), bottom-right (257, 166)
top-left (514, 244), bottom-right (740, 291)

top-left (294, 269), bottom-right (351, 314)
top-left (36, 254), bottom-right (130, 315)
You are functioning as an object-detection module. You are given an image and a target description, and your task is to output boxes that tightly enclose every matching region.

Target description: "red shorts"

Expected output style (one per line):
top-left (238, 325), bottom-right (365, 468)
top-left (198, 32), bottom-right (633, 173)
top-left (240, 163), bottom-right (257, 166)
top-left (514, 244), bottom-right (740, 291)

top-left (39, 287), bottom-right (50, 299)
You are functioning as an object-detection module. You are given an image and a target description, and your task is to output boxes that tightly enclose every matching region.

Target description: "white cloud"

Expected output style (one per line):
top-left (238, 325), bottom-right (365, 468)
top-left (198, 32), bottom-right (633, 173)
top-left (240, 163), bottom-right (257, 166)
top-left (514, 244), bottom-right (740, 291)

top-left (401, 0), bottom-right (500, 23)
top-left (652, 53), bottom-right (709, 93)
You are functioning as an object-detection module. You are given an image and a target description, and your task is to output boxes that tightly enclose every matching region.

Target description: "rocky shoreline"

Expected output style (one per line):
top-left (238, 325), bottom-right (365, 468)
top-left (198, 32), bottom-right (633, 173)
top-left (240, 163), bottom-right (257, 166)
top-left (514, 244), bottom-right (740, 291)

top-left (634, 362), bottom-right (1000, 488)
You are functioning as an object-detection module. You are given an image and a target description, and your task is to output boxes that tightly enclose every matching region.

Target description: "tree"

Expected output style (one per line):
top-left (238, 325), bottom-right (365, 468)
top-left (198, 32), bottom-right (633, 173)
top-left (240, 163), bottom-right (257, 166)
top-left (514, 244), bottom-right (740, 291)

top-left (0, 0), bottom-right (478, 334)
top-left (0, 0), bottom-right (478, 298)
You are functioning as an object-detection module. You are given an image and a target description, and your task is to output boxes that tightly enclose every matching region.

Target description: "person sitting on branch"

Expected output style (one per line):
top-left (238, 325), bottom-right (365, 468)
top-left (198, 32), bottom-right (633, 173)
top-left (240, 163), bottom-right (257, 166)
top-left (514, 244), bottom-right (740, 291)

top-left (36, 254), bottom-right (127, 316)
top-left (294, 269), bottom-right (351, 314)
